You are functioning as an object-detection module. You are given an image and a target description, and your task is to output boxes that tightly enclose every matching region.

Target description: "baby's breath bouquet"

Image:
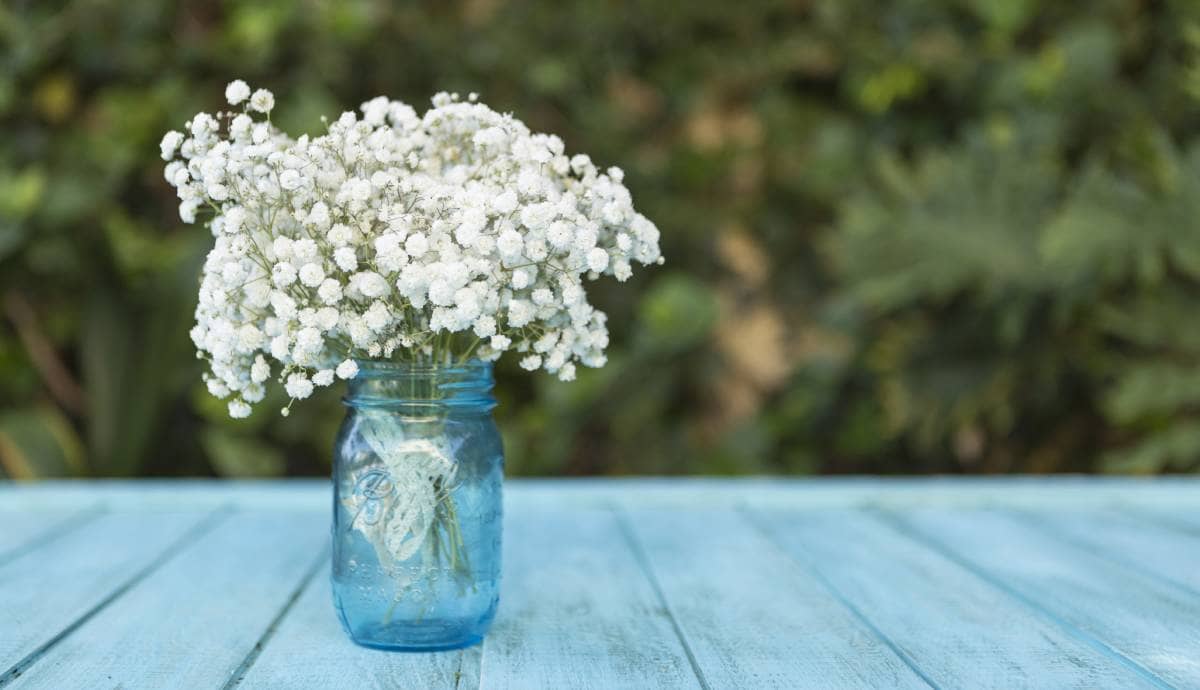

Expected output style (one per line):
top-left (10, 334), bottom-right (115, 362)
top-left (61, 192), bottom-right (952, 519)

top-left (164, 80), bottom-right (662, 417)
top-left (162, 81), bottom-right (662, 646)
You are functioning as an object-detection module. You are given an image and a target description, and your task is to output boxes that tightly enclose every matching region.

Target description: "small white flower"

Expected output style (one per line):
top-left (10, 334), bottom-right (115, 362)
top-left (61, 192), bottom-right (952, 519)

top-left (492, 189), bottom-right (518, 215)
top-left (520, 354), bottom-right (542, 371)
top-left (557, 362), bottom-right (577, 382)
top-left (285, 372), bottom-right (314, 399)
top-left (236, 324), bottom-right (263, 352)
top-left (353, 271), bottom-right (389, 298)
top-left (291, 238), bottom-right (317, 261)
top-left (271, 262), bottom-right (297, 288)
top-left (473, 315), bottom-right (497, 338)
top-left (497, 229), bottom-right (523, 257)
top-left (251, 122), bottom-right (270, 144)
top-left (207, 377), bottom-right (230, 398)
top-left (225, 80), bottom-right (251, 105)
top-left (508, 299), bottom-right (534, 327)
top-left (333, 247), bottom-right (358, 272)
top-left (317, 278), bottom-right (343, 305)
top-left (546, 221), bottom-right (572, 250)
top-left (313, 369), bottom-right (335, 386)
top-left (511, 269), bottom-right (531, 290)
top-left (613, 259), bottom-right (633, 282)
top-left (160, 131), bottom-right (184, 160)
top-left (307, 202), bottom-right (330, 229)
top-left (336, 359), bottom-right (359, 379)
top-left (405, 232), bottom-right (429, 257)
top-left (587, 247), bottom-right (609, 273)
top-left (279, 169), bottom-right (302, 190)
top-left (228, 400), bottom-right (252, 418)
top-left (327, 223), bottom-right (353, 246)
top-left (272, 236), bottom-right (294, 261)
top-left (364, 300), bottom-right (391, 332)
top-left (250, 88), bottom-right (275, 113)
top-left (316, 307), bottom-right (340, 331)
top-left (169, 165), bottom-right (189, 187)
top-left (223, 207), bottom-right (246, 234)
top-left (298, 262), bottom-right (325, 288)
top-left (374, 233), bottom-right (401, 256)
top-left (230, 114), bottom-right (252, 139)
top-left (179, 199), bottom-right (199, 223)
top-left (251, 355), bottom-right (270, 383)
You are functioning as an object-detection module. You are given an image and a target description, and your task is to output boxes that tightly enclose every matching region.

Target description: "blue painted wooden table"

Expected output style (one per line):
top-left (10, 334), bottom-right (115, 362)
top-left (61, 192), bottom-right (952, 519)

top-left (1, 478), bottom-right (1198, 689)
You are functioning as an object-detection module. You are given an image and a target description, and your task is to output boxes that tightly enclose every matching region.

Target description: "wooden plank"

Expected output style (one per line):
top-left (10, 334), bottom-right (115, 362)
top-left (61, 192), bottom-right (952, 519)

top-left (0, 508), bottom-right (98, 566)
top-left (0, 509), bottom-right (219, 681)
top-left (1011, 508), bottom-right (1200, 595)
top-left (0, 480), bottom-right (328, 512)
top-left (887, 507), bottom-right (1198, 688)
top-left (2, 477), bottom-right (1199, 512)
top-left (501, 477), bottom-right (1200, 511)
top-left (479, 506), bottom-right (702, 689)
top-left (236, 569), bottom-right (479, 690)
top-left (7, 510), bottom-right (327, 690)
top-left (1125, 505), bottom-right (1200, 534)
top-left (622, 507), bottom-right (930, 689)
top-left (747, 507), bottom-right (1160, 689)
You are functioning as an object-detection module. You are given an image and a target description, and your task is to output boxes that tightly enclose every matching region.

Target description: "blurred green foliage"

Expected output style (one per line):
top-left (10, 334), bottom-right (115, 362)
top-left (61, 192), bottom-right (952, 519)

top-left (2, 0), bottom-right (1199, 478)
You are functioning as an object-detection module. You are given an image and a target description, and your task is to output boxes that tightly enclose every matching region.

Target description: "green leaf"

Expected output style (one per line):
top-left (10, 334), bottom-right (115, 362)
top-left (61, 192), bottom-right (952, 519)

top-left (1102, 423), bottom-right (1200, 474)
top-left (1104, 364), bottom-right (1200, 425)
top-left (0, 405), bottom-right (85, 479)
top-left (201, 428), bottom-right (285, 478)
top-left (638, 272), bottom-right (719, 351)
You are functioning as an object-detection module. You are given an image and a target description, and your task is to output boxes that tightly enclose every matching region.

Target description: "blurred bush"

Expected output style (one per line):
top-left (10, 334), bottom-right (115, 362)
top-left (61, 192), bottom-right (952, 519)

top-left (1, 0), bottom-right (1198, 478)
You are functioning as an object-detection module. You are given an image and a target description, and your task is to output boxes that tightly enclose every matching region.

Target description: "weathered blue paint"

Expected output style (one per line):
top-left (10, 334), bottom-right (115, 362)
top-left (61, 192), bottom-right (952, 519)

top-left (0, 479), bottom-right (1196, 689)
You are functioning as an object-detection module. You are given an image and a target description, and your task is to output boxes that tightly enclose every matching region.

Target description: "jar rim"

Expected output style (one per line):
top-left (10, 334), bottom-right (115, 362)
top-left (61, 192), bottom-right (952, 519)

top-left (343, 358), bottom-right (496, 410)
top-left (351, 358), bottom-right (493, 379)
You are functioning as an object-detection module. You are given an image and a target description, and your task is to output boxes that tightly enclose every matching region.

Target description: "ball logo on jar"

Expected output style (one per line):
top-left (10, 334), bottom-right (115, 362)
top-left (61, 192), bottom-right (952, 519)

top-left (351, 468), bottom-right (395, 527)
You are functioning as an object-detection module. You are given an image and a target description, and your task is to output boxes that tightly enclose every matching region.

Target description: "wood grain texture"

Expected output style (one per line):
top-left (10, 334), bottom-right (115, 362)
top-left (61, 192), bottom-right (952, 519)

top-left (3, 477), bottom-right (1198, 511)
top-left (478, 506), bottom-right (702, 689)
top-left (2, 480), bottom-right (1200, 689)
top-left (888, 507), bottom-right (1199, 688)
top-left (621, 507), bottom-right (930, 690)
top-left (235, 568), bottom-right (478, 690)
top-left (1010, 508), bottom-right (1200, 595)
top-left (7, 510), bottom-right (326, 690)
top-left (748, 507), bottom-right (1160, 689)
top-left (0, 508), bottom-right (96, 566)
top-left (1125, 505), bottom-right (1200, 536)
top-left (0, 509), bottom-right (217, 679)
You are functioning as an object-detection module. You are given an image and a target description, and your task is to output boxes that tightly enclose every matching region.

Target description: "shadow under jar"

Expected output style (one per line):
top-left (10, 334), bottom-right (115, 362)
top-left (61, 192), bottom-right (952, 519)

top-left (331, 360), bottom-right (503, 651)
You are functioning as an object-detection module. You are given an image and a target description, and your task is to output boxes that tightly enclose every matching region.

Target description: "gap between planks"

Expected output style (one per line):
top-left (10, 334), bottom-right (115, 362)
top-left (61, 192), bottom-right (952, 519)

top-left (0, 506), bottom-right (105, 569)
top-left (221, 546), bottom-right (332, 689)
top-left (869, 508), bottom-right (1174, 690)
top-left (1119, 504), bottom-right (1200, 538)
top-left (0, 507), bottom-right (232, 688)
top-left (610, 504), bottom-right (712, 690)
top-left (1003, 507), bottom-right (1200, 602)
top-left (737, 506), bottom-right (940, 690)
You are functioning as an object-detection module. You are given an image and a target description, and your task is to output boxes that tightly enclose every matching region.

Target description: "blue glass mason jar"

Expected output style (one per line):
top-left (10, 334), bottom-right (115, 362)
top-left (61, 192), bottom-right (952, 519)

top-left (331, 360), bottom-right (503, 651)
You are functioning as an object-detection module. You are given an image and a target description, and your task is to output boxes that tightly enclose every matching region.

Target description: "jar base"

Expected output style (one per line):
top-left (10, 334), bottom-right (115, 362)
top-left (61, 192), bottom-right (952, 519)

top-left (339, 617), bottom-right (493, 652)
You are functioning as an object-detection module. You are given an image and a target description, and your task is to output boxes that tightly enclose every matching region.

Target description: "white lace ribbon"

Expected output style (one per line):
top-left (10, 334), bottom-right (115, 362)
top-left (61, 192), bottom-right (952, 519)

top-left (343, 416), bottom-right (457, 570)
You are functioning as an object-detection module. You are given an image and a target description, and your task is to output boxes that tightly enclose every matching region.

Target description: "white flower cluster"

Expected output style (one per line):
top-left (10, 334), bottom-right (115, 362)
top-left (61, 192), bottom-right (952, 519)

top-left (163, 81), bottom-right (663, 417)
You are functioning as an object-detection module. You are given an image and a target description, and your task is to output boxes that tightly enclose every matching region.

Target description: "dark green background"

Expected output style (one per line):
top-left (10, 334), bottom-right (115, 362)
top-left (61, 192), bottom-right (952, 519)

top-left (3, 0), bottom-right (1199, 478)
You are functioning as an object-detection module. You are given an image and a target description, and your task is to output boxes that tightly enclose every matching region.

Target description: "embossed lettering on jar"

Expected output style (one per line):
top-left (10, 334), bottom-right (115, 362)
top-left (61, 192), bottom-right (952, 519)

top-left (331, 361), bottom-right (503, 651)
